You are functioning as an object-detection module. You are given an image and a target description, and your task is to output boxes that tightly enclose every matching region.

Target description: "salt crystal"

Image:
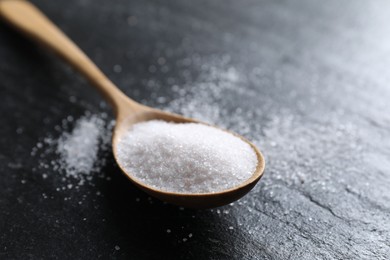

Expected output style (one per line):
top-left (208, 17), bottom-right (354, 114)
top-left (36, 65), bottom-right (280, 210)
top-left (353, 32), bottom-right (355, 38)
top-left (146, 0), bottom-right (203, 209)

top-left (113, 64), bottom-right (122, 73)
top-left (116, 120), bottom-right (257, 193)
top-left (157, 57), bottom-right (166, 65)
top-left (115, 245), bottom-right (120, 251)
top-left (69, 96), bottom-right (77, 103)
top-left (149, 65), bottom-right (157, 73)
top-left (127, 16), bottom-right (138, 26)
top-left (157, 96), bottom-right (167, 104)
top-left (166, 229), bottom-right (171, 233)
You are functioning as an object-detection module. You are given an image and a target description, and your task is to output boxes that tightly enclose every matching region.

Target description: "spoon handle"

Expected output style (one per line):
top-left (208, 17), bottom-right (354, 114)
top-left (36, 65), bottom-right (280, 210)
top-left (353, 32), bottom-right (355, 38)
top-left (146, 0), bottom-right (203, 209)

top-left (0, 0), bottom-right (138, 113)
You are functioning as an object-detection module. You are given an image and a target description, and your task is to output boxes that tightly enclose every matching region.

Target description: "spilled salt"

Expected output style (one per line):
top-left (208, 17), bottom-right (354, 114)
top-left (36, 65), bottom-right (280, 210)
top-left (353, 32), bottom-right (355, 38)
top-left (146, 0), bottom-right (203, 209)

top-left (115, 120), bottom-right (257, 193)
top-left (32, 113), bottom-right (113, 186)
top-left (34, 58), bottom-right (265, 193)
top-left (56, 115), bottom-right (104, 178)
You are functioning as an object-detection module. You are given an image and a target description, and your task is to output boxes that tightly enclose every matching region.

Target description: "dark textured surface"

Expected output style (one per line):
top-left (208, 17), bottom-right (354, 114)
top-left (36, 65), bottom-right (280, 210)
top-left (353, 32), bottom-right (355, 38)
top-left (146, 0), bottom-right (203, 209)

top-left (1, 0), bottom-right (390, 259)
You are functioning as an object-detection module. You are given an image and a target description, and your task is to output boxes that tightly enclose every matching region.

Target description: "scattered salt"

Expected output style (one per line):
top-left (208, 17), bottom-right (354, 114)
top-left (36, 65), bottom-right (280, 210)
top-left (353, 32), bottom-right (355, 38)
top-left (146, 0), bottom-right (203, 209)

top-left (39, 114), bottom-right (112, 183)
top-left (116, 120), bottom-right (257, 193)
top-left (56, 115), bottom-right (104, 179)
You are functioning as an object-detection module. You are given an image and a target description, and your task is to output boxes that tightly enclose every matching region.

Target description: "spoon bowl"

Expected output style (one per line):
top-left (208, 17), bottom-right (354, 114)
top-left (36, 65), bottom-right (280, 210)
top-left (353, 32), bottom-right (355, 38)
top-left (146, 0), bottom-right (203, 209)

top-left (0, 0), bottom-right (265, 208)
top-left (113, 104), bottom-right (265, 208)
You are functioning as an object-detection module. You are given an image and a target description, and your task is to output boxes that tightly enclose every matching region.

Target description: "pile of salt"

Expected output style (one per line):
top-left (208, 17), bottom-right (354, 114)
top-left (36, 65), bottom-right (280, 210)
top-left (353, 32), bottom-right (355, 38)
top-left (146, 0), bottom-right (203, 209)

top-left (116, 120), bottom-right (257, 193)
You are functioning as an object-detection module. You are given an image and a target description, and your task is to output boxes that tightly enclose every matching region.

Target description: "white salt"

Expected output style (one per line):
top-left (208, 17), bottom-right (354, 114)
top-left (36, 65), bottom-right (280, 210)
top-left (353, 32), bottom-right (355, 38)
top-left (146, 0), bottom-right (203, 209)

top-left (56, 115), bottom-right (104, 178)
top-left (113, 64), bottom-right (122, 73)
top-left (33, 113), bottom-right (113, 190)
top-left (116, 120), bottom-right (257, 193)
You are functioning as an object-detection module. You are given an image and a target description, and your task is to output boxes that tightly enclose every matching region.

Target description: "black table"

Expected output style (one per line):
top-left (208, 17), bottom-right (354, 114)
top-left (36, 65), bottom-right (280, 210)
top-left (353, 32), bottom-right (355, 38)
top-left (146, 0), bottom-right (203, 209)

top-left (1, 0), bottom-right (389, 259)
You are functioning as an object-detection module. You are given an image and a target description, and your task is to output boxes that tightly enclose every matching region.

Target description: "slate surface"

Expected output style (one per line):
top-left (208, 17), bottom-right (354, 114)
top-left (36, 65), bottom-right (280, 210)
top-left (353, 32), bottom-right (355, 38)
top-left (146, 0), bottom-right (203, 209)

top-left (1, 0), bottom-right (390, 259)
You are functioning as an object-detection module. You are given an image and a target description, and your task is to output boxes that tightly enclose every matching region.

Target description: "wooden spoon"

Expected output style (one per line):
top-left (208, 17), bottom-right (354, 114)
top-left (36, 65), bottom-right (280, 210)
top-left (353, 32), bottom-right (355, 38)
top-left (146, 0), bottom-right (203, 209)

top-left (0, 0), bottom-right (265, 208)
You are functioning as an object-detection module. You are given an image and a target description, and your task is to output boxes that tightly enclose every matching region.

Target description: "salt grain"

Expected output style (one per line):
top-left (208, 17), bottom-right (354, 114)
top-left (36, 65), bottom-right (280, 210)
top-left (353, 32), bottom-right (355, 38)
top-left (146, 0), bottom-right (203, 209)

top-left (16, 127), bottom-right (24, 134)
top-left (113, 64), bottom-right (122, 73)
top-left (116, 120), bottom-right (257, 193)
